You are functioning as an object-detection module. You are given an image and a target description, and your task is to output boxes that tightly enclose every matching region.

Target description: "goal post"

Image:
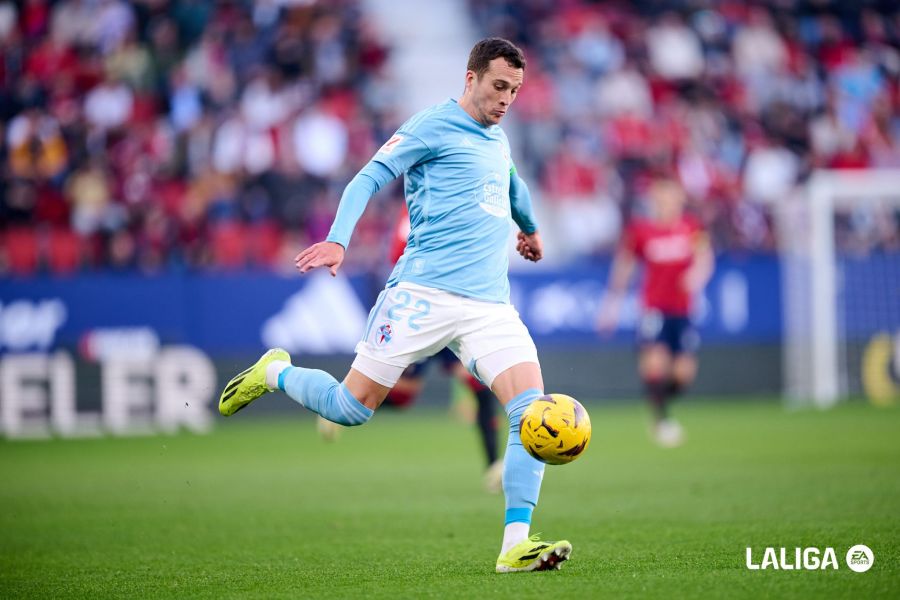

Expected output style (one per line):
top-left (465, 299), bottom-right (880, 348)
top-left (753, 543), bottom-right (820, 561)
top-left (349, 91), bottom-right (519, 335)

top-left (777, 169), bottom-right (900, 409)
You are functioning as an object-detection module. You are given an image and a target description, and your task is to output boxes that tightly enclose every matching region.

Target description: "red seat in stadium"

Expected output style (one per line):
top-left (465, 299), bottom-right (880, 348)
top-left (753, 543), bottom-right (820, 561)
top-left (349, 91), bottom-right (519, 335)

top-left (47, 228), bottom-right (82, 274)
top-left (4, 227), bottom-right (41, 275)
top-left (247, 221), bottom-right (284, 267)
top-left (210, 222), bottom-right (248, 269)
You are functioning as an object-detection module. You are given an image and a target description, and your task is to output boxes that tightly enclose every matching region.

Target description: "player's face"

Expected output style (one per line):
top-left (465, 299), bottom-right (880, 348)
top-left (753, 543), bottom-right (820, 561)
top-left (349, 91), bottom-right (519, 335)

top-left (651, 181), bottom-right (686, 223)
top-left (465, 58), bottom-right (524, 126)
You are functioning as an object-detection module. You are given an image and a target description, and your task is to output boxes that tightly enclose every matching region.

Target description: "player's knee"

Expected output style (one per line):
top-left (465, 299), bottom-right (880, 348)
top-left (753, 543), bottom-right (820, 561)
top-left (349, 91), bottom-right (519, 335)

top-left (672, 356), bottom-right (697, 382)
top-left (331, 410), bottom-right (372, 427)
top-left (330, 383), bottom-right (375, 426)
top-left (640, 352), bottom-right (670, 379)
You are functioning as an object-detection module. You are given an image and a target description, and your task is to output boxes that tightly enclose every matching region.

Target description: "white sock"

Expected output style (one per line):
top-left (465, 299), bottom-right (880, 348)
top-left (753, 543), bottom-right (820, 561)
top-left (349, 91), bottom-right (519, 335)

top-left (501, 522), bottom-right (530, 554)
top-left (265, 360), bottom-right (292, 391)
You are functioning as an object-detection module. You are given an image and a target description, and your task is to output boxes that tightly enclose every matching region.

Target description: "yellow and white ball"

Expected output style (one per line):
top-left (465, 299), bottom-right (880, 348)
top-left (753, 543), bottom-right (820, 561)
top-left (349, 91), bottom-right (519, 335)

top-left (519, 394), bottom-right (591, 465)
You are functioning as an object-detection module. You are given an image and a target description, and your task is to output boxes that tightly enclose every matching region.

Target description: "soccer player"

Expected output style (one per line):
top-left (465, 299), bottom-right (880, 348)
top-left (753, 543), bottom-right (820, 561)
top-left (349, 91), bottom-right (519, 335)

top-left (597, 175), bottom-right (714, 447)
top-left (220, 38), bottom-right (571, 572)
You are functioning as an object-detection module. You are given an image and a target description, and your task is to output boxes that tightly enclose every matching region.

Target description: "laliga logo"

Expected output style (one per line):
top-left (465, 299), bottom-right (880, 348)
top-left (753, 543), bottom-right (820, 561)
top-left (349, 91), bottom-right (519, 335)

top-left (745, 544), bottom-right (873, 572)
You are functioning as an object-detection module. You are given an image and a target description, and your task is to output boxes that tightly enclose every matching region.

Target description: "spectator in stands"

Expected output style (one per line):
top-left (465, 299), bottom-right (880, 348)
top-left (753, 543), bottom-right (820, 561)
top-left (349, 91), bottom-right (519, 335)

top-left (646, 12), bottom-right (704, 81)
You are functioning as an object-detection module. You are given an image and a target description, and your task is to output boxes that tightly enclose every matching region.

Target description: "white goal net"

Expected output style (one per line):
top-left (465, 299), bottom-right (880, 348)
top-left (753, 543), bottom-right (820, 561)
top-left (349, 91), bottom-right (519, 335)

top-left (777, 169), bottom-right (900, 408)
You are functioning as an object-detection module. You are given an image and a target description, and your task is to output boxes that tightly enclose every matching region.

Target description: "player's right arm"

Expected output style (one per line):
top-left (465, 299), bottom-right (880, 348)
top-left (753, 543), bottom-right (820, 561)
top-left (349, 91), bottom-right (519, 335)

top-left (507, 155), bottom-right (544, 263)
top-left (294, 132), bottom-right (433, 275)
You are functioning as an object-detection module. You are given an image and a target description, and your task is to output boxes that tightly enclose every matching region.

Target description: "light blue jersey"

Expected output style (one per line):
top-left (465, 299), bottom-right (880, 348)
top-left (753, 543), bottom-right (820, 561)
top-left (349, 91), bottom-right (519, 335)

top-left (327, 99), bottom-right (538, 304)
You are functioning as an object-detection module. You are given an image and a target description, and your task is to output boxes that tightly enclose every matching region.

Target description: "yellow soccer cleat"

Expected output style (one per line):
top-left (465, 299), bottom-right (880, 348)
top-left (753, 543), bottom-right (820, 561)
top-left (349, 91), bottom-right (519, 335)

top-left (495, 536), bottom-right (572, 573)
top-left (219, 348), bottom-right (290, 416)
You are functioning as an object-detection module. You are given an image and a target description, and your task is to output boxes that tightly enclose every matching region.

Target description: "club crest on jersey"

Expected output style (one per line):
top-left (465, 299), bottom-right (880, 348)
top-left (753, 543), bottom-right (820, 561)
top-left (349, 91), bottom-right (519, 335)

top-left (378, 134), bottom-right (404, 155)
top-left (375, 323), bottom-right (393, 346)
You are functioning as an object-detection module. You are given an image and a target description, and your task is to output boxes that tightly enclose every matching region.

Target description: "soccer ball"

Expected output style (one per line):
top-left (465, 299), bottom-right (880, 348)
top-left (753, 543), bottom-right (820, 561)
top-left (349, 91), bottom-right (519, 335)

top-left (519, 394), bottom-right (591, 465)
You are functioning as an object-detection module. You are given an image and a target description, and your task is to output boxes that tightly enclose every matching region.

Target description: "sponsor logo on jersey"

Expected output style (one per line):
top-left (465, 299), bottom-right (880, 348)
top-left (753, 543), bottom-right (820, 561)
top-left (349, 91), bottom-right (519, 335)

top-left (477, 172), bottom-right (508, 218)
top-left (645, 234), bottom-right (693, 263)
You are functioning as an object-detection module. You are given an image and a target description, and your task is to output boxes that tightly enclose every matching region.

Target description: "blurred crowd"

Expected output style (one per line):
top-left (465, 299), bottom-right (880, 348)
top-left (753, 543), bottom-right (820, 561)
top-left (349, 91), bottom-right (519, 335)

top-left (0, 0), bottom-right (399, 275)
top-left (2, 1), bottom-right (899, 276)
top-left (473, 0), bottom-right (900, 255)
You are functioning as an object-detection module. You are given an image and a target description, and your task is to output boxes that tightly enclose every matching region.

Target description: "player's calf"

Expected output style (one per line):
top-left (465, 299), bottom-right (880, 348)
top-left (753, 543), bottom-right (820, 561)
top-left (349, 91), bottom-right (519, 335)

top-left (274, 364), bottom-right (374, 426)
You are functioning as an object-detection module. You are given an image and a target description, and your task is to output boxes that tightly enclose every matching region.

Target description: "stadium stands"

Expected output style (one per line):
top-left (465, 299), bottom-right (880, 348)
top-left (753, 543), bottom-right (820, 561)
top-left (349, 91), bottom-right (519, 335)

top-left (1, 0), bottom-right (898, 274)
top-left (1, 0), bottom-right (395, 274)
top-left (470, 0), bottom-right (899, 254)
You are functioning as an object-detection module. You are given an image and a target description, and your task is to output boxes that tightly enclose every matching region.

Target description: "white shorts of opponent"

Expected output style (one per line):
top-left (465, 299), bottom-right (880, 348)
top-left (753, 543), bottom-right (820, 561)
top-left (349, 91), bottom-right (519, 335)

top-left (352, 282), bottom-right (539, 389)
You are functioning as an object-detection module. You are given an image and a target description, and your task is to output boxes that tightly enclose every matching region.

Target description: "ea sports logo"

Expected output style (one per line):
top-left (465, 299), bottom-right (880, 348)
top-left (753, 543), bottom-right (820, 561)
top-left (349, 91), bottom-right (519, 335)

top-left (845, 544), bottom-right (874, 573)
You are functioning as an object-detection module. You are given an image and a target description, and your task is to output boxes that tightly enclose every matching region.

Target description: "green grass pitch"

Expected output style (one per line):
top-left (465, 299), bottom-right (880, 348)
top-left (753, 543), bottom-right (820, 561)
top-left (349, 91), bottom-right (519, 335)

top-left (1, 398), bottom-right (898, 599)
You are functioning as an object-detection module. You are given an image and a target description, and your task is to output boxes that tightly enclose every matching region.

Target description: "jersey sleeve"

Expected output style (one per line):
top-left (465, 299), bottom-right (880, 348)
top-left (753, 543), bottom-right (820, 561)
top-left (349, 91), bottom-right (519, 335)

top-left (324, 128), bottom-right (432, 249)
top-left (509, 163), bottom-right (538, 234)
top-left (502, 130), bottom-right (538, 234)
top-left (325, 161), bottom-right (396, 249)
top-left (370, 130), bottom-right (434, 178)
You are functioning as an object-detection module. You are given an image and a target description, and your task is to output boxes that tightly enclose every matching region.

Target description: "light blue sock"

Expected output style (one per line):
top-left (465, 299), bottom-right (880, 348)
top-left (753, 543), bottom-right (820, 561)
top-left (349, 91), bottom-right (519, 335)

top-left (503, 388), bottom-right (545, 525)
top-left (277, 367), bottom-right (373, 426)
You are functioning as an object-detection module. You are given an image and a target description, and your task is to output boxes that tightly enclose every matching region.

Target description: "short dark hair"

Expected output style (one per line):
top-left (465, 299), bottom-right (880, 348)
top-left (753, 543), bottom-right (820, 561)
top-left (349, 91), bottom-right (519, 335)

top-left (467, 37), bottom-right (526, 76)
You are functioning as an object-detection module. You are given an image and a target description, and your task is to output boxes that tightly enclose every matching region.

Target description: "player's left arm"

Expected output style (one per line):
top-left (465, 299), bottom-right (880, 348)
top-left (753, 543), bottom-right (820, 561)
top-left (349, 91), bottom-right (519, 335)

top-left (683, 231), bottom-right (715, 294)
top-left (294, 161), bottom-right (395, 275)
top-left (295, 132), bottom-right (432, 275)
top-left (510, 166), bottom-right (542, 262)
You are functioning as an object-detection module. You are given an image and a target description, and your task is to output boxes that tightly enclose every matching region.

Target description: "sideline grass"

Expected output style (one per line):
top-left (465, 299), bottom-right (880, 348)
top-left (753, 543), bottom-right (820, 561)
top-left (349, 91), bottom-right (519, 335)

top-left (1, 399), bottom-right (898, 598)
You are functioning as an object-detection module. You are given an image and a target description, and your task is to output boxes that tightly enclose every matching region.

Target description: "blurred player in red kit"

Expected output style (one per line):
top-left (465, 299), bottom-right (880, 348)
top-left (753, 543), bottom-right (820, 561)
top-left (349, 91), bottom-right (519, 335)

top-left (320, 204), bottom-right (503, 491)
top-left (597, 176), bottom-right (714, 447)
